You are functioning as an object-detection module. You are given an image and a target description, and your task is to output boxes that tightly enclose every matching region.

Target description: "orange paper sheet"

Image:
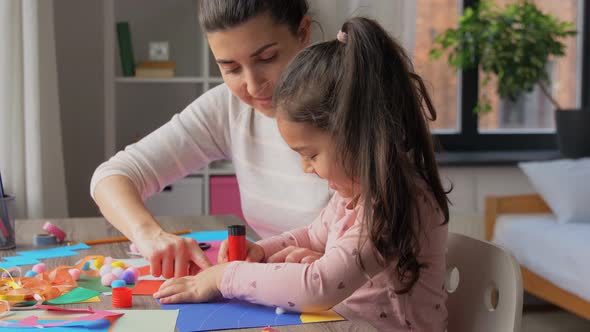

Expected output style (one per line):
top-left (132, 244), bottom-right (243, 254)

top-left (132, 280), bottom-right (164, 295)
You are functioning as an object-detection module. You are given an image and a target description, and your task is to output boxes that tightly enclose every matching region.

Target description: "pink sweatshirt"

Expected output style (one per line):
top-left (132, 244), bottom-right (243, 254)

top-left (220, 190), bottom-right (448, 331)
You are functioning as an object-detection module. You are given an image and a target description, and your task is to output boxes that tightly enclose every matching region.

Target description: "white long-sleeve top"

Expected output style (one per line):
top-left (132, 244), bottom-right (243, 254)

top-left (90, 84), bottom-right (331, 238)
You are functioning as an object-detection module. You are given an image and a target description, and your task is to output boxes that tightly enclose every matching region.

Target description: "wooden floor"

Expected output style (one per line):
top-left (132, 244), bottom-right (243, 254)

top-left (523, 308), bottom-right (590, 332)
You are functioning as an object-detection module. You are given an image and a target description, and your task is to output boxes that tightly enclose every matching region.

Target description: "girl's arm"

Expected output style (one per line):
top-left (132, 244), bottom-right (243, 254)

top-left (219, 222), bottom-right (383, 312)
top-left (253, 194), bottom-right (340, 261)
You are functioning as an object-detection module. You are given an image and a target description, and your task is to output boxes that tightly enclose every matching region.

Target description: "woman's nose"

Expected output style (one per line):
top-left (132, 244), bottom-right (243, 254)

top-left (244, 70), bottom-right (270, 97)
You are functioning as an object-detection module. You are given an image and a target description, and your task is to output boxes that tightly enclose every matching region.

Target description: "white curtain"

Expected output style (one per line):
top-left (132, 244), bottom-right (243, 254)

top-left (0, 0), bottom-right (68, 218)
top-left (309, 0), bottom-right (416, 57)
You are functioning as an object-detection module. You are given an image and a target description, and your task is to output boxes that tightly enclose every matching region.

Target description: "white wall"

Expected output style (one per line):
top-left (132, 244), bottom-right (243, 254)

top-left (442, 166), bottom-right (536, 239)
top-left (54, 0), bottom-right (104, 217)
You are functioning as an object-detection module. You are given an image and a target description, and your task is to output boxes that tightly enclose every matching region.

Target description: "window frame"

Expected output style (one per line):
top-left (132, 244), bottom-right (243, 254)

top-left (435, 0), bottom-right (589, 152)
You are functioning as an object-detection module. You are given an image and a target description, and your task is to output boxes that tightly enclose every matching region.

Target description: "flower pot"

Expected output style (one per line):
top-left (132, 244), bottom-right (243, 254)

top-left (555, 109), bottom-right (590, 158)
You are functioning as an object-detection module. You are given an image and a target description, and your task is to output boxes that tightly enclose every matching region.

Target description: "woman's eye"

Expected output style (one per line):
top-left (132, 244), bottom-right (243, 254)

top-left (225, 67), bottom-right (240, 75)
top-left (309, 155), bottom-right (317, 161)
top-left (259, 54), bottom-right (276, 63)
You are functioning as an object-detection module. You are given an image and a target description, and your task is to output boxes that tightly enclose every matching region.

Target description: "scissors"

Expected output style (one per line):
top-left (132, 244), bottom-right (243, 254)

top-left (198, 242), bottom-right (211, 251)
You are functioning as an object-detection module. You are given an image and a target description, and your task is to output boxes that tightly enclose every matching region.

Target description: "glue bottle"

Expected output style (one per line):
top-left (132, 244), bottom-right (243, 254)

top-left (228, 225), bottom-right (247, 261)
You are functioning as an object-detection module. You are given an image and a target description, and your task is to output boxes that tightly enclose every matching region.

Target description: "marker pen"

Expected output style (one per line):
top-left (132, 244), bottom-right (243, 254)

top-left (228, 225), bottom-right (247, 262)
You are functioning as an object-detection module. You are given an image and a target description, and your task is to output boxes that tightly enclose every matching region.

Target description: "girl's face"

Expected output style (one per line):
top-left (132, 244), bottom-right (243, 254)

top-left (277, 116), bottom-right (359, 199)
top-left (207, 13), bottom-right (310, 117)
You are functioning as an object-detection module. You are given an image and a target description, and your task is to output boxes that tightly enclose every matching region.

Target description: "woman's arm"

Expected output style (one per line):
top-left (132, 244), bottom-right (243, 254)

top-left (91, 85), bottom-right (233, 277)
top-left (94, 175), bottom-right (212, 278)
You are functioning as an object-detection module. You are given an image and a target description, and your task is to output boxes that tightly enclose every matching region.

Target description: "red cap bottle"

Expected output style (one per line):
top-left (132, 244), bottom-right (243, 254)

top-left (228, 225), bottom-right (247, 262)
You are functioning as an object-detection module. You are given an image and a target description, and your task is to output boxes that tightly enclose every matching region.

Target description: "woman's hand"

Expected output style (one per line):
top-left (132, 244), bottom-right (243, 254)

top-left (134, 228), bottom-right (212, 278)
top-left (217, 240), bottom-right (265, 263)
top-left (154, 263), bottom-right (228, 304)
top-left (267, 246), bottom-right (323, 264)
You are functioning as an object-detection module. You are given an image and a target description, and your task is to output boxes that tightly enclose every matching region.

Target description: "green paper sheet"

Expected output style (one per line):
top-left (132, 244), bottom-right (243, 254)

top-left (46, 287), bottom-right (101, 305)
top-left (77, 275), bottom-right (133, 293)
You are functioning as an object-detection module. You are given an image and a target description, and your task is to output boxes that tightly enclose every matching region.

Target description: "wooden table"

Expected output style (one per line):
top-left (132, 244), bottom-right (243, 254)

top-left (2, 216), bottom-right (376, 332)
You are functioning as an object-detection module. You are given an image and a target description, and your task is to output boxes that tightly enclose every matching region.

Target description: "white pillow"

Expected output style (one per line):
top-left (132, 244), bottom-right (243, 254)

top-left (519, 158), bottom-right (590, 224)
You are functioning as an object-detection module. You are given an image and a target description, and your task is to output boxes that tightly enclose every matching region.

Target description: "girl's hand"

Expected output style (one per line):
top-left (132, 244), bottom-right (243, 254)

top-left (154, 263), bottom-right (228, 304)
top-left (217, 240), bottom-right (265, 263)
top-left (134, 228), bottom-right (212, 278)
top-left (267, 246), bottom-right (323, 264)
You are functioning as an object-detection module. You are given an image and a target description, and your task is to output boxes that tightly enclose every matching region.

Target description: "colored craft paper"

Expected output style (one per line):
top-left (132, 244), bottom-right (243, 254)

top-left (0, 305), bottom-right (122, 330)
top-left (137, 265), bottom-right (150, 277)
top-left (107, 309), bottom-right (179, 332)
top-left (76, 275), bottom-right (132, 294)
top-left (46, 287), bottom-right (101, 305)
top-left (16, 243), bottom-right (90, 259)
top-left (132, 280), bottom-right (164, 295)
top-left (181, 231), bottom-right (227, 242)
top-left (181, 231), bottom-right (255, 243)
top-left (160, 300), bottom-right (345, 332)
top-left (0, 318), bottom-right (111, 332)
top-left (0, 309), bottom-right (178, 332)
top-left (76, 275), bottom-right (112, 294)
top-left (2, 256), bottom-right (41, 265)
top-left (80, 296), bottom-right (100, 303)
top-left (300, 310), bottom-right (346, 323)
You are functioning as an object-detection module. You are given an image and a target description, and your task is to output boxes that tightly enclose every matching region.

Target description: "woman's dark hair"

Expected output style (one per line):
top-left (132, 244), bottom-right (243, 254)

top-left (199, 0), bottom-right (309, 34)
top-left (274, 17), bottom-right (451, 294)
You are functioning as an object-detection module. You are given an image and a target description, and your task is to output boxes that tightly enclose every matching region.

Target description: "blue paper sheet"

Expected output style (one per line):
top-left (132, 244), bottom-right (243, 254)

top-left (181, 231), bottom-right (255, 243)
top-left (1, 256), bottom-right (41, 265)
top-left (16, 243), bottom-right (90, 259)
top-left (160, 300), bottom-right (301, 332)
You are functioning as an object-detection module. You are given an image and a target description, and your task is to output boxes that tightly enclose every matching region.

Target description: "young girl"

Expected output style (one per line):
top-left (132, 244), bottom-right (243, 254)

top-left (155, 17), bottom-right (450, 331)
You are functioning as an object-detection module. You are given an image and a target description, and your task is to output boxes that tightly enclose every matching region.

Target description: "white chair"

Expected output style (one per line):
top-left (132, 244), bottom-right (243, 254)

top-left (446, 232), bottom-right (523, 332)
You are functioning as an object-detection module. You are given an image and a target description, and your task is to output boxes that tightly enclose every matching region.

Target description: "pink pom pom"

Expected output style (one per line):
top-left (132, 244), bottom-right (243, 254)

top-left (68, 268), bottom-right (81, 281)
top-left (104, 256), bottom-right (114, 265)
top-left (32, 263), bottom-right (46, 274)
top-left (101, 273), bottom-right (116, 286)
top-left (99, 264), bottom-right (113, 277)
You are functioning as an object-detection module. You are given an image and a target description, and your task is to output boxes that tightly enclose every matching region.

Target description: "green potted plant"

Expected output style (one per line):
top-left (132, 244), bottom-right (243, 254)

top-left (430, 0), bottom-right (588, 157)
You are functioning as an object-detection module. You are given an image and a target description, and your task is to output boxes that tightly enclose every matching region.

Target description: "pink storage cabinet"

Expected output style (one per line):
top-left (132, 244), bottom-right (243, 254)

top-left (209, 175), bottom-right (245, 222)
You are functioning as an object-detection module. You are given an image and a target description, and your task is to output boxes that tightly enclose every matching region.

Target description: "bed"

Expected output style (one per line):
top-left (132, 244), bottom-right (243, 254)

top-left (485, 194), bottom-right (590, 320)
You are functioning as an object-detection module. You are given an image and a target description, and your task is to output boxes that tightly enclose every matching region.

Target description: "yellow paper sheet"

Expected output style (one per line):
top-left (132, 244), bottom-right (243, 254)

top-left (300, 310), bottom-right (346, 323)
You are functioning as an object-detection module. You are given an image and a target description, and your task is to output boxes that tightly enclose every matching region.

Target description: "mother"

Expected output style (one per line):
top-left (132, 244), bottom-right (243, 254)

top-left (90, 0), bottom-right (330, 278)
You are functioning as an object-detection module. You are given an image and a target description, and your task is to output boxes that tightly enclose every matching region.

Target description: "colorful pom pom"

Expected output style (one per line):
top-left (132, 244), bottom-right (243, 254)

top-left (32, 263), bottom-right (46, 274)
top-left (121, 270), bottom-right (136, 284)
top-left (101, 273), bottom-right (116, 286)
top-left (112, 267), bottom-right (124, 278)
top-left (68, 268), bottom-right (81, 281)
top-left (111, 279), bottom-right (126, 288)
top-left (111, 261), bottom-right (125, 269)
top-left (81, 261), bottom-right (91, 271)
top-left (25, 270), bottom-right (38, 277)
top-left (99, 264), bottom-right (113, 277)
top-left (93, 256), bottom-right (104, 269)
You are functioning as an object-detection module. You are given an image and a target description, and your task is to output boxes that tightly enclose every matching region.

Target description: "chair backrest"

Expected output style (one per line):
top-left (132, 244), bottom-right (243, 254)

top-left (446, 232), bottom-right (523, 332)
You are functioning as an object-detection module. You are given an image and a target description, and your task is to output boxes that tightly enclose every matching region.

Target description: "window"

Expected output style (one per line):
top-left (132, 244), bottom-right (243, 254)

top-left (415, 0), bottom-right (588, 151)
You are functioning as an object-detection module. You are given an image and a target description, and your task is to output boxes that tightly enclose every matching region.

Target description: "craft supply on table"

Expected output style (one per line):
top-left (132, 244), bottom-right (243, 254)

top-left (228, 225), bottom-right (247, 261)
top-left (33, 233), bottom-right (58, 246)
top-left (112, 286), bottom-right (132, 308)
top-left (43, 221), bottom-right (67, 242)
top-left (85, 229), bottom-right (190, 246)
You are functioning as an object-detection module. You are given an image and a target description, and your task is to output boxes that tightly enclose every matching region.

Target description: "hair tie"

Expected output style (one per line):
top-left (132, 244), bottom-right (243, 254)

top-left (336, 30), bottom-right (348, 44)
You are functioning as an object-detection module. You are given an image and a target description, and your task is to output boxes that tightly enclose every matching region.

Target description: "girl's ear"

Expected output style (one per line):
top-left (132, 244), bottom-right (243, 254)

top-left (298, 16), bottom-right (312, 46)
